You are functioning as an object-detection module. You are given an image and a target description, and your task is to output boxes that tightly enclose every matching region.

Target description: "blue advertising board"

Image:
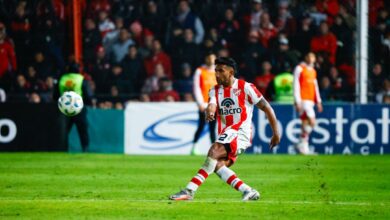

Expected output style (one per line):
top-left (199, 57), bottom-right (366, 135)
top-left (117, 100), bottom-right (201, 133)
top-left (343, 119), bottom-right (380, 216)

top-left (249, 104), bottom-right (390, 155)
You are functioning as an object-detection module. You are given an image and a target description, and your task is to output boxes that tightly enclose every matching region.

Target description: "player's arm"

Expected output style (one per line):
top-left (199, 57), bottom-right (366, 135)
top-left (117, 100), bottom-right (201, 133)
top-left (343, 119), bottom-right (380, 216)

top-left (256, 98), bottom-right (281, 150)
top-left (314, 79), bottom-right (323, 113)
top-left (293, 65), bottom-right (302, 112)
top-left (206, 88), bottom-right (217, 121)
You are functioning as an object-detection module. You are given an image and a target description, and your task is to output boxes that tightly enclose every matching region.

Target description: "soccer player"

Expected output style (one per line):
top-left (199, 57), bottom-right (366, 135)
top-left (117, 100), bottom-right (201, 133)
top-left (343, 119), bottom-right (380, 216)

top-left (293, 52), bottom-right (323, 155)
top-left (191, 52), bottom-right (217, 155)
top-left (170, 57), bottom-right (280, 201)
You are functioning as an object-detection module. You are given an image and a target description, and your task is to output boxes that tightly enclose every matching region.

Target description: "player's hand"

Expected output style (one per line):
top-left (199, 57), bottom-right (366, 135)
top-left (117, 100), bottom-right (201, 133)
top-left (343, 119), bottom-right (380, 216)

top-left (199, 104), bottom-right (206, 112)
top-left (205, 111), bottom-right (215, 122)
top-left (295, 103), bottom-right (303, 113)
top-left (317, 103), bottom-right (323, 113)
top-left (269, 134), bottom-right (281, 150)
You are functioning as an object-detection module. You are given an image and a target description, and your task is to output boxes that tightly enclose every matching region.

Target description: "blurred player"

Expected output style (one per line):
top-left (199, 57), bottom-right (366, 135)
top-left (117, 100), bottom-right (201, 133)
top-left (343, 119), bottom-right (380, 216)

top-left (293, 52), bottom-right (323, 155)
top-left (191, 52), bottom-right (217, 155)
top-left (170, 57), bottom-right (280, 201)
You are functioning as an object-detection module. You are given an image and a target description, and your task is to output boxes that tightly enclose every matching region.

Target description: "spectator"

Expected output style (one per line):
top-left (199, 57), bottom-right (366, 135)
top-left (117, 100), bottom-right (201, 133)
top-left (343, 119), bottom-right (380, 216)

top-left (150, 77), bottom-right (180, 102)
top-left (241, 30), bottom-right (266, 81)
top-left (267, 36), bottom-right (300, 74)
top-left (171, 28), bottom-right (201, 78)
top-left (254, 61), bottom-right (274, 96)
top-left (242, 0), bottom-right (264, 33)
top-left (36, 0), bottom-right (65, 22)
top-left (142, 63), bottom-right (166, 94)
top-left (144, 39), bottom-right (172, 78)
top-left (315, 0), bottom-right (339, 24)
top-left (83, 18), bottom-right (102, 66)
top-left (169, 0), bottom-right (205, 45)
top-left (292, 13), bottom-right (315, 55)
top-left (10, 1), bottom-right (31, 70)
top-left (257, 12), bottom-right (278, 48)
top-left (138, 31), bottom-right (154, 58)
top-left (103, 16), bottom-right (124, 55)
top-left (331, 15), bottom-right (353, 64)
top-left (376, 78), bottom-right (390, 103)
top-left (310, 21), bottom-right (337, 64)
top-left (369, 63), bottom-right (386, 100)
top-left (121, 45), bottom-right (145, 95)
top-left (31, 51), bottom-right (53, 80)
top-left (0, 22), bottom-right (17, 82)
top-left (88, 0), bottom-right (111, 20)
top-left (111, 0), bottom-right (140, 24)
top-left (319, 75), bottom-right (332, 102)
top-left (107, 64), bottom-right (127, 93)
top-left (328, 66), bottom-right (346, 100)
top-left (218, 8), bottom-right (241, 57)
top-left (141, 0), bottom-right (165, 40)
top-left (110, 28), bottom-right (134, 63)
top-left (25, 65), bottom-right (44, 93)
top-left (10, 74), bottom-right (29, 102)
top-left (88, 46), bottom-right (111, 94)
top-left (98, 10), bottom-right (115, 38)
top-left (40, 76), bottom-right (55, 102)
top-left (274, 1), bottom-right (296, 36)
top-left (0, 87), bottom-right (5, 102)
top-left (28, 92), bottom-right (41, 103)
top-left (174, 63), bottom-right (193, 98)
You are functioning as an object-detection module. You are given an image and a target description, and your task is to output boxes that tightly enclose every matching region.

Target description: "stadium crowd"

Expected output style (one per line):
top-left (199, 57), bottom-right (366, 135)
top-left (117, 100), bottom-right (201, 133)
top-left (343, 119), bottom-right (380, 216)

top-left (0, 0), bottom-right (389, 108)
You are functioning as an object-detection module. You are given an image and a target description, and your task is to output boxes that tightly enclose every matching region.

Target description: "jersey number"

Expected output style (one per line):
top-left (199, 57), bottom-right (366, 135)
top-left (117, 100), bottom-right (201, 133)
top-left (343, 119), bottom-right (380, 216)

top-left (218, 134), bottom-right (228, 141)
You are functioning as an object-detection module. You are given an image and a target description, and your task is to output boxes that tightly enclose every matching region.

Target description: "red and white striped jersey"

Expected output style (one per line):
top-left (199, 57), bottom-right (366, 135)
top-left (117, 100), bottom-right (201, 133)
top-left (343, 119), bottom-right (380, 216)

top-left (208, 79), bottom-right (263, 135)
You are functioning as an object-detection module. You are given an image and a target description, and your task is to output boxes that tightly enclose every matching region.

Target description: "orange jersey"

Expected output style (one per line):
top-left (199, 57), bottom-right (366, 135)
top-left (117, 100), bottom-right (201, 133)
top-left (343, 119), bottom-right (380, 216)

top-left (193, 65), bottom-right (217, 106)
top-left (293, 63), bottom-right (321, 103)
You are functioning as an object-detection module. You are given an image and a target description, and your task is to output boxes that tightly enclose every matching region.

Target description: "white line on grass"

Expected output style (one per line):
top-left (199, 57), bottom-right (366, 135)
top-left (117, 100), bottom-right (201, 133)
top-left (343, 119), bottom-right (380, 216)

top-left (0, 199), bottom-right (385, 206)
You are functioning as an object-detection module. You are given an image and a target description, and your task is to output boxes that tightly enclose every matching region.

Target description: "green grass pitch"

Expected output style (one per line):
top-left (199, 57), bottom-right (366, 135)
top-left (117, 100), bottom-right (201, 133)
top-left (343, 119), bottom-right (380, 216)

top-left (0, 153), bottom-right (389, 219)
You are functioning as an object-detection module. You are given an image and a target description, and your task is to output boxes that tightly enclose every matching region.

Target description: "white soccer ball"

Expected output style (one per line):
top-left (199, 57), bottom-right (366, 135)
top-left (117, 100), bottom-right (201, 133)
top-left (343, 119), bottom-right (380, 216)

top-left (58, 91), bottom-right (84, 116)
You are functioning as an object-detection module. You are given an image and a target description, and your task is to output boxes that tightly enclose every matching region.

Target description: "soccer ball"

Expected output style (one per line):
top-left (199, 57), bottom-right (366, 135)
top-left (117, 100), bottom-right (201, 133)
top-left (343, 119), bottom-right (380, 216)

top-left (58, 91), bottom-right (84, 116)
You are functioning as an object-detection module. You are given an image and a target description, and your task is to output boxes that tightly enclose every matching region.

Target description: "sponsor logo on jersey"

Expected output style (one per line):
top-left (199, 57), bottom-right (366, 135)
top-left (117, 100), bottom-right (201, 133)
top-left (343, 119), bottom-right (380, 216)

top-left (219, 98), bottom-right (242, 115)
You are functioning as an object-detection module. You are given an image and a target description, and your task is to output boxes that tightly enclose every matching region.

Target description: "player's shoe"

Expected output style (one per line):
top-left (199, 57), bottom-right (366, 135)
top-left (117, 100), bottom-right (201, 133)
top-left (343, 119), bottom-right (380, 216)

top-left (190, 144), bottom-right (200, 156)
top-left (169, 189), bottom-right (194, 201)
top-left (242, 189), bottom-right (260, 201)
top-left (294, 141), bottom-right (309, 155)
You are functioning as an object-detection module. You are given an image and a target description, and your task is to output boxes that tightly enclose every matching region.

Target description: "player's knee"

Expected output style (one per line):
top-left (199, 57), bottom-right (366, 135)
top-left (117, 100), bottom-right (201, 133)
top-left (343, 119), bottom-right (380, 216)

top-left (208, 143), bottom-right (225, 159)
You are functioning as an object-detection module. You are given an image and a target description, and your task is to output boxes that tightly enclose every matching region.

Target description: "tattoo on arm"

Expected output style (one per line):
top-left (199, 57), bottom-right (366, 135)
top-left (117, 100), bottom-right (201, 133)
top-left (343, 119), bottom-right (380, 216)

top-left (256, 98), bottom-right (269, 111)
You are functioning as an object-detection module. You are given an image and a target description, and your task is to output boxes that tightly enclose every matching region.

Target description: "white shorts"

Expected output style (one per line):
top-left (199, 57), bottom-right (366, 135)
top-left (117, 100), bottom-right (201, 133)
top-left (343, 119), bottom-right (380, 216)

top-left (216, 128), bottom-right (251, 162)
top-left (300, 101), bottom-right (316, 120)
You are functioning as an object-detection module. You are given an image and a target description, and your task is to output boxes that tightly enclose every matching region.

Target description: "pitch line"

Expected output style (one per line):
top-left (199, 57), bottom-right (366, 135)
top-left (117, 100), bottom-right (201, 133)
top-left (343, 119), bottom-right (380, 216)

top-left (0, 199), bottom-right (385, 206)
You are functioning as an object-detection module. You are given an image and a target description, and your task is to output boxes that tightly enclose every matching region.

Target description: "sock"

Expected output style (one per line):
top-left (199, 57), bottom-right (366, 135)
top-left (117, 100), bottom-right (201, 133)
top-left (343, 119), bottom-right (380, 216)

top-left (300, 124), bottom-right (313, 143)
top-left (186, 157), bottom-right (217, 192)
top-left (216, 166), bottom-right (251, 193)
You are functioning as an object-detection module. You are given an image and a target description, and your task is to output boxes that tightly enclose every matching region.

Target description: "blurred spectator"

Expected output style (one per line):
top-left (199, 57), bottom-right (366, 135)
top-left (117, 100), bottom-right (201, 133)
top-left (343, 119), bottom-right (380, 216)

top-left (150, 77), bottom-right (180, 102)
top-left (103, 16), bottom-right (124, 55)
top-left (242, 0), bottom-right (264, 33)
top-left (36, 0), bottom-right (65, 21)
top-left (274, 1), bottom-right (296, 36)
top-left (310, 21), bottom-right (337, 64)
top-left (169, 0), bottom-right (205, 45)
top-left (0, 22), bottom-right (17, 82)
top-left (138, 31), bottom-right (154, 58)
top-left (142, 63), bottom-right (166, 94)
top-left (111, 0), bottom-right (140, 24)
top-left (171, 28), bottom-right (201, 78)
top-left (315, 0), bottom-right (339, 24)
top-left (319, 75), bottom-right (332, 102)
top-left (369, 63), bottom-right (385, 100)
top-left (10, 74), bottom-right (29, 102)
top-left (370, 20), bottom-right (388, 64)
top-left (33, 16), bottom-right (65, 72)
top-left (99, 85), bottom-right (124, 109)
top-left (254, 61), bottom-right (274, 96)
top-left (88, 46), bottom-right (111, 94)
top-left (110, 28), bottom-right (134, 63)
top-left (338, 5), bottom-right (356, 29)
top-left (25, 65), bottom-right (44, 92)
top-left (98, 10), bottom-right (115, 38)
top-left (241, 30), bottom-right (266, 81)
top-left (267, 36), bottom-right (300, 74)
top-left (28, 92), bottom-right (41, 103)
top-left (87, 0), bottom-right (111, 20)
top-left (174, 63), bottom-right (193, 98)
top-left (40, 76), bottom-right (55, 102)
top-left (292, 13), bottom-right (315, 55)
top-left (218, 8), bottom-right (241, 56)
top-left (144, 39), bottom-right (172, 78)
top-left (31, 51), bottom-right (53, 80)
top-left (10, 1), bottom-right (31, 70)
top-left (0, 87), bottom-right (5, 102)
top-left (376, 78), bottom-right (390, 103)
top-left (328, 66), bottom-right (346, 100)
top-left (83, 18), bottom-right (102, 66)
top-left (331, 15), bottom-right (353, 64)
top-left (121, 45), bottom-right (145, 95)
top-left (139, 93), bottom-right (151, 102)
top-left (141, 0), bottom-right (165, 40)
top-left (381, 31), bottom-right (390, 73)
top-left (257, 12), bottom-right (278, 48)
top-left (107, 64), bottom-right (127, 93)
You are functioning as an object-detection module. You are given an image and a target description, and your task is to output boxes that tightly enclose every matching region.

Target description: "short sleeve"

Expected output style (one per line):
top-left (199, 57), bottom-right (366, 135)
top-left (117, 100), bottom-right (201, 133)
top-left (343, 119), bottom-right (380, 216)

top-left (246, 83), bottom-right (263, 104)
top-left (208, 87), bottom-right (217, 105)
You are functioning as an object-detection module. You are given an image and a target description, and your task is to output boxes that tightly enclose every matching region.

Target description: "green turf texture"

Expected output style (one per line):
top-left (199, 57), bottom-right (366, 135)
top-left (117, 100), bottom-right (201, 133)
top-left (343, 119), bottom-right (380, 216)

top-left (0, 153), bottom-right (389, 219)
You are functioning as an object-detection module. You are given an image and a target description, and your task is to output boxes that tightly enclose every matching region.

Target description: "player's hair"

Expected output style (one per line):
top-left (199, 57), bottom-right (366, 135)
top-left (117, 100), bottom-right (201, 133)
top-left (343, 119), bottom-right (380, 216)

top-left (215, 57), bottom-right (237, 73)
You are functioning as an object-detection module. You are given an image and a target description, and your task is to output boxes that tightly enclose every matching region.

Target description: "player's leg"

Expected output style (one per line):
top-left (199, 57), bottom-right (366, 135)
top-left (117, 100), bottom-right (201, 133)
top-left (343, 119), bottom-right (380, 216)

top-left (74, 109), bottom-right (89, 152)
top-left (209, 119), bottom-right (216, 143)
top-left (169, 143), bottom-right (227, 200)
top-left (191, 111), bottom-right (206, 155)
top-left (296, 102), bottom-right (316, 155)
top-left (214, 131), bottom-right (260, 201)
